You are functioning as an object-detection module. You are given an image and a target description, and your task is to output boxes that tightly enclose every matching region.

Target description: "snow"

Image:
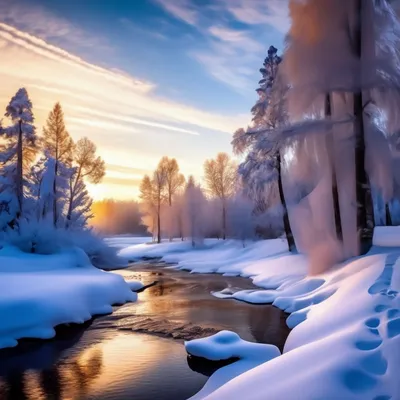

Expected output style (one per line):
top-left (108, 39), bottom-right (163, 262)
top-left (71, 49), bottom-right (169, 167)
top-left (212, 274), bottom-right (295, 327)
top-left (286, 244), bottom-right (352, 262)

top-left (121, 229), bottom-right (400, 400)
top-left (105, 236), bottom-right (152, 249)
top-left (185, 330), bottom-right (280, 400)
top-left (0, 245), bottom-right (137, 349)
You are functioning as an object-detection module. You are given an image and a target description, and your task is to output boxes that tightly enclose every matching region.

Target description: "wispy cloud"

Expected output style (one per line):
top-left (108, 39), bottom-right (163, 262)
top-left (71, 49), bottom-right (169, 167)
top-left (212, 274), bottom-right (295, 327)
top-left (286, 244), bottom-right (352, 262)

top-left (222, 0), bottom-right (290, 33)
top-left (152, 0), bottom-right (199, 26)
top-left (0, 1), bottom-right (108, 49)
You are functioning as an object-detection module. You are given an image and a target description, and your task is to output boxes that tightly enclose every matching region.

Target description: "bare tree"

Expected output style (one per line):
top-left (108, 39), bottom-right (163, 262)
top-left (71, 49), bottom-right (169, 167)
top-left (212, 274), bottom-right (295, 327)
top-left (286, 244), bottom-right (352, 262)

top-left (204, 152), bottom-right (237, 240)
top-left (66, 137), bottom-right (105, 227)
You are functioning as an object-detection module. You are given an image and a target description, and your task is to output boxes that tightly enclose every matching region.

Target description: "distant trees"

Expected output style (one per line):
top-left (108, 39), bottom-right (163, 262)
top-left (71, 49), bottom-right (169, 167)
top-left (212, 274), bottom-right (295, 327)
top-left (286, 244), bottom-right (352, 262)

top-left (183, 176), bottom-right (206, 246)
top-left (204, 152), bottom-right (237, 240)
top-left (91, 199), bottom-right (147, 235)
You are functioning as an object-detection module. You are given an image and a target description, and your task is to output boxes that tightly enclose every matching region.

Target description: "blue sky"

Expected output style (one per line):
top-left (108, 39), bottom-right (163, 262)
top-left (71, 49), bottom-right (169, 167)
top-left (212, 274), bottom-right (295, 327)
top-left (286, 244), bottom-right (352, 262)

top-left (0, 0), bottom-right (289, 199)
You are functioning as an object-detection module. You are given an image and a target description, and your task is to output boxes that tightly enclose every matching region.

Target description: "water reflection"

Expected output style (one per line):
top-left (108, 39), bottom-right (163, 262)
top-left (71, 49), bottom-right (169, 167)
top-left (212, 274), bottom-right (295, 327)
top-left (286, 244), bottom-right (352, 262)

top-left (0, 342), bottom-right (104, 400)
top-left (0, 331), bottom-right (208, 400)
top-left (0, 264), bottom-right (290, 400)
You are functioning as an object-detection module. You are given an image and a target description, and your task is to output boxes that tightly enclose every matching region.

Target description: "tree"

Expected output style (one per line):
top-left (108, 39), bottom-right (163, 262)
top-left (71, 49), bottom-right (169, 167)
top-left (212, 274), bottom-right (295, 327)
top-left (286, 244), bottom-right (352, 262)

top-left (232, 46), bottom-right (295, 251)
top-left (66, 137), bottom-right (105, 227)
top-left (139, 174), bottom-right (165, 243)
top-left (204, 152), bottom-right (236, 240)
top-left (0, 88), bottom-right (37, 229)
top-left (183, 176), bottom-right (206, 246)
top-left (42, 103), bottom-right (74, 227)
top-left (66, 167), bottom-right (93, 229)
top-left (29, 154), bottom-right (70, 223)
top-left (157, 157), bottom-right (185, 240)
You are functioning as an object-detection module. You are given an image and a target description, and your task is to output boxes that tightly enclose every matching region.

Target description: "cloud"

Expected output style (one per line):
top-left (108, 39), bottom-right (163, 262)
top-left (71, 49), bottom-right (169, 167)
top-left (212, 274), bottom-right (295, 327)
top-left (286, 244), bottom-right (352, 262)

top-left (0, 0), bottom-right (108, 49)
top-left (152, 0), bottom-right (288, 91)
top-left (223, 0), bottom-right (290, 33)
top-left (152, 0), bottom-right (199, 26)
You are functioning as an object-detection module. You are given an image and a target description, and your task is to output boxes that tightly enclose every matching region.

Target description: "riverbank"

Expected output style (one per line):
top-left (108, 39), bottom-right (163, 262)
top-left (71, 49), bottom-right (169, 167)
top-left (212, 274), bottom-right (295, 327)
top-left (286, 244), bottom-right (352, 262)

top-left (0, 260), bottom-right (290, 400)
top-left (119, 231), bottom-right (400, 400)
top-left (0, 245), bottom-right (138, 349)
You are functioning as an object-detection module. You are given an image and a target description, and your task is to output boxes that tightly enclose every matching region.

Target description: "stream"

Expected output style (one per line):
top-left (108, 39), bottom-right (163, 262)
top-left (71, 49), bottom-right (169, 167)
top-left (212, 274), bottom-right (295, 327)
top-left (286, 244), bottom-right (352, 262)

top-left (0, 262), bottom-right (290, 400)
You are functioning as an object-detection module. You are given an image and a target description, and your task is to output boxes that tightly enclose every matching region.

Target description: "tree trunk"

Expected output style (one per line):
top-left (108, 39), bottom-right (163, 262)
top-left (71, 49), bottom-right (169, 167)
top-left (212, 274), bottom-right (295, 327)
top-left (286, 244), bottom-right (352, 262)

top-left (276, 151), bottom-right (295, 251)
top-left (222, 202), bottom-right (226, 240)
top-left (157, 204), bottom-right (161, 244)
top-left (385, 203), bottom-right (392, 226)
top-left (325, 93), bottom-right (343, 241)
top-left (16, 119), bottom-right (23, 216)
top-left (353, 0), bottom-right (374, 255)
top-left (53, 160), bottom-right (58, 227)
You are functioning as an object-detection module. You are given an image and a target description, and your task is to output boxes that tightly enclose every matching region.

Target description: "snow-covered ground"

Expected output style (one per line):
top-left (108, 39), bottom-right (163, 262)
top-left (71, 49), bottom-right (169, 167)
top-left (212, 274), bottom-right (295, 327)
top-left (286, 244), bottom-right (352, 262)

top-left (105, 235), bottom-right (152, 249)
top-left (0, 245), bottom-right (138, 349)
top-left (119, 232), bottom-right (400, 400)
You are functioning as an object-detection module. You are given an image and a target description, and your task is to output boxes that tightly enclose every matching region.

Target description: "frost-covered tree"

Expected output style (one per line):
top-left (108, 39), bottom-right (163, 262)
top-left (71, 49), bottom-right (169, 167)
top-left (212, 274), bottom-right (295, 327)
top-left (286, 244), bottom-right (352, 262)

top-left (279, 0), bottom-right (400, 266)
top-left (232, 46), bottom-right (295, 251)
top-left (65, 137), bottom-right (105, 228)
top-left (0, 88), bottom-right (37, 229)
top-left (228, 192), bottom-right (256, 247)
top-left (29, 154), bottom-right (72, 224)
top-left (183, 176), bottom-right (206, 247)
top-left (204, 153), bottom-right (237, 240)
top-left (42, 103), bottom-right (74, 226)
top-left (66, 167), bottom-right (93, 229)
top-left (157, 157), bottom-right (185, 240)
top-left (139, 174), bottom-right (163, 243)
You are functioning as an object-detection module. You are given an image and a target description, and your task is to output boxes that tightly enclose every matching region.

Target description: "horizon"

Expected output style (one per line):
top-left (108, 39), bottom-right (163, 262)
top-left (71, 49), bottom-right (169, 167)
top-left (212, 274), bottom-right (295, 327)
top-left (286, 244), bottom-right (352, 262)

top-left (0, 0), bottom-right (288, 200)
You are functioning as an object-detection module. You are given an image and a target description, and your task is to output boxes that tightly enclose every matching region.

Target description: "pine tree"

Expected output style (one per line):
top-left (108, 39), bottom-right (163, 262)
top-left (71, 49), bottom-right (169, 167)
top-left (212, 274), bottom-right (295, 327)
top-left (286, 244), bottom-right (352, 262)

top-left (42, 103), bottom-right (74, 227)
top-left (0, 88), bottom-right (37, 229)
top-left (232, 46), bottom-right (295, 251)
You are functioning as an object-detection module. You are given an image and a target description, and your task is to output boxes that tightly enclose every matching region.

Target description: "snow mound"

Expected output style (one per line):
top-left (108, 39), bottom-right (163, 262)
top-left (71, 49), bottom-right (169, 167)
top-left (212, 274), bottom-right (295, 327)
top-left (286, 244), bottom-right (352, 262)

top-left (0, 246), bottom-right (137, 349)
top-left (185, 331), bottom-right (280, 400)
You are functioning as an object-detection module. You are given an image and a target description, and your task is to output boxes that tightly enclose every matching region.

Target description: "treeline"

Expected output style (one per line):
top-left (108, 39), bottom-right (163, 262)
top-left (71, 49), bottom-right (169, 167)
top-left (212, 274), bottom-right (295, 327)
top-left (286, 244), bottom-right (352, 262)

top-left (91, 199), bottom-right (148, 236)
top-left (139, 155), bottom-right (283, 246)
top-left (0, 88), bottom-right (104, 254)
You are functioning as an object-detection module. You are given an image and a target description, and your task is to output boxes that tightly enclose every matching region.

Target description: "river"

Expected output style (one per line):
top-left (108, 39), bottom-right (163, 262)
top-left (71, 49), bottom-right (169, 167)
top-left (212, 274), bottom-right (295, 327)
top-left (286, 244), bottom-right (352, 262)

top-left (0, 261), bottom-right (290, 400)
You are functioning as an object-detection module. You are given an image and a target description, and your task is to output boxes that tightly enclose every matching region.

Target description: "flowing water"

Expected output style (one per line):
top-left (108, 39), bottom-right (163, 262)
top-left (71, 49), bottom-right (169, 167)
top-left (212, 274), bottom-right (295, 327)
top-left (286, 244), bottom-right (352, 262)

top-left (0, 262), bottom-right (290, 400)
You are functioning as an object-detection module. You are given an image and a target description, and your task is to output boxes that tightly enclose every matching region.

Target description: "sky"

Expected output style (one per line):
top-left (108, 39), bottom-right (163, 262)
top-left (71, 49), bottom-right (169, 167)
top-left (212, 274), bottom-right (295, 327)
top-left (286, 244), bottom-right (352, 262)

top-left (0, 0), bottom-right (289, 200)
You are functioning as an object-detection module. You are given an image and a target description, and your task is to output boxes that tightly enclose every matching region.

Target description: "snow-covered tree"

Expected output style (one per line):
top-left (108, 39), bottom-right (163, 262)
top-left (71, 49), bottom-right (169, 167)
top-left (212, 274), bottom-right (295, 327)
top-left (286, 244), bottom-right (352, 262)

top-left (232, 46), bottom-right (295, 251)
top-left (157, 157), bottom-right (185, 240)
top-left (42, 103), bottom-right (74, 226)
top-left (65, 137), bottom-right (105, 228)
top-left (66, 167), bottom-right (93, 229)
top-left (277, 0), bottom-right (400, 267)
top-left (204, 153), bottom-right (237, 240)
top-left (139, 175), bottom-right (160, 242)
top-left (183, 176), bottom-right (206, 247)
top-left (29, 154), bottom-right (71, 224)
top-left (228, 192), bottom-right (256, 247)
top-left (0, 88), bottom-right (37, 229)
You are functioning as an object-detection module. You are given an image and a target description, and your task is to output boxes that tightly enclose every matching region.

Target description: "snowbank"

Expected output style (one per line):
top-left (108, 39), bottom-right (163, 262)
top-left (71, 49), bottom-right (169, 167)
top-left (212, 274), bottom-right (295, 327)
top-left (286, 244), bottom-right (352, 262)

top-left (0, 245), bottom-right (137, 349)
top-left (185, 331), bottom-right (280, 400)
top-left (121, 230), bottom-right (400, 400)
